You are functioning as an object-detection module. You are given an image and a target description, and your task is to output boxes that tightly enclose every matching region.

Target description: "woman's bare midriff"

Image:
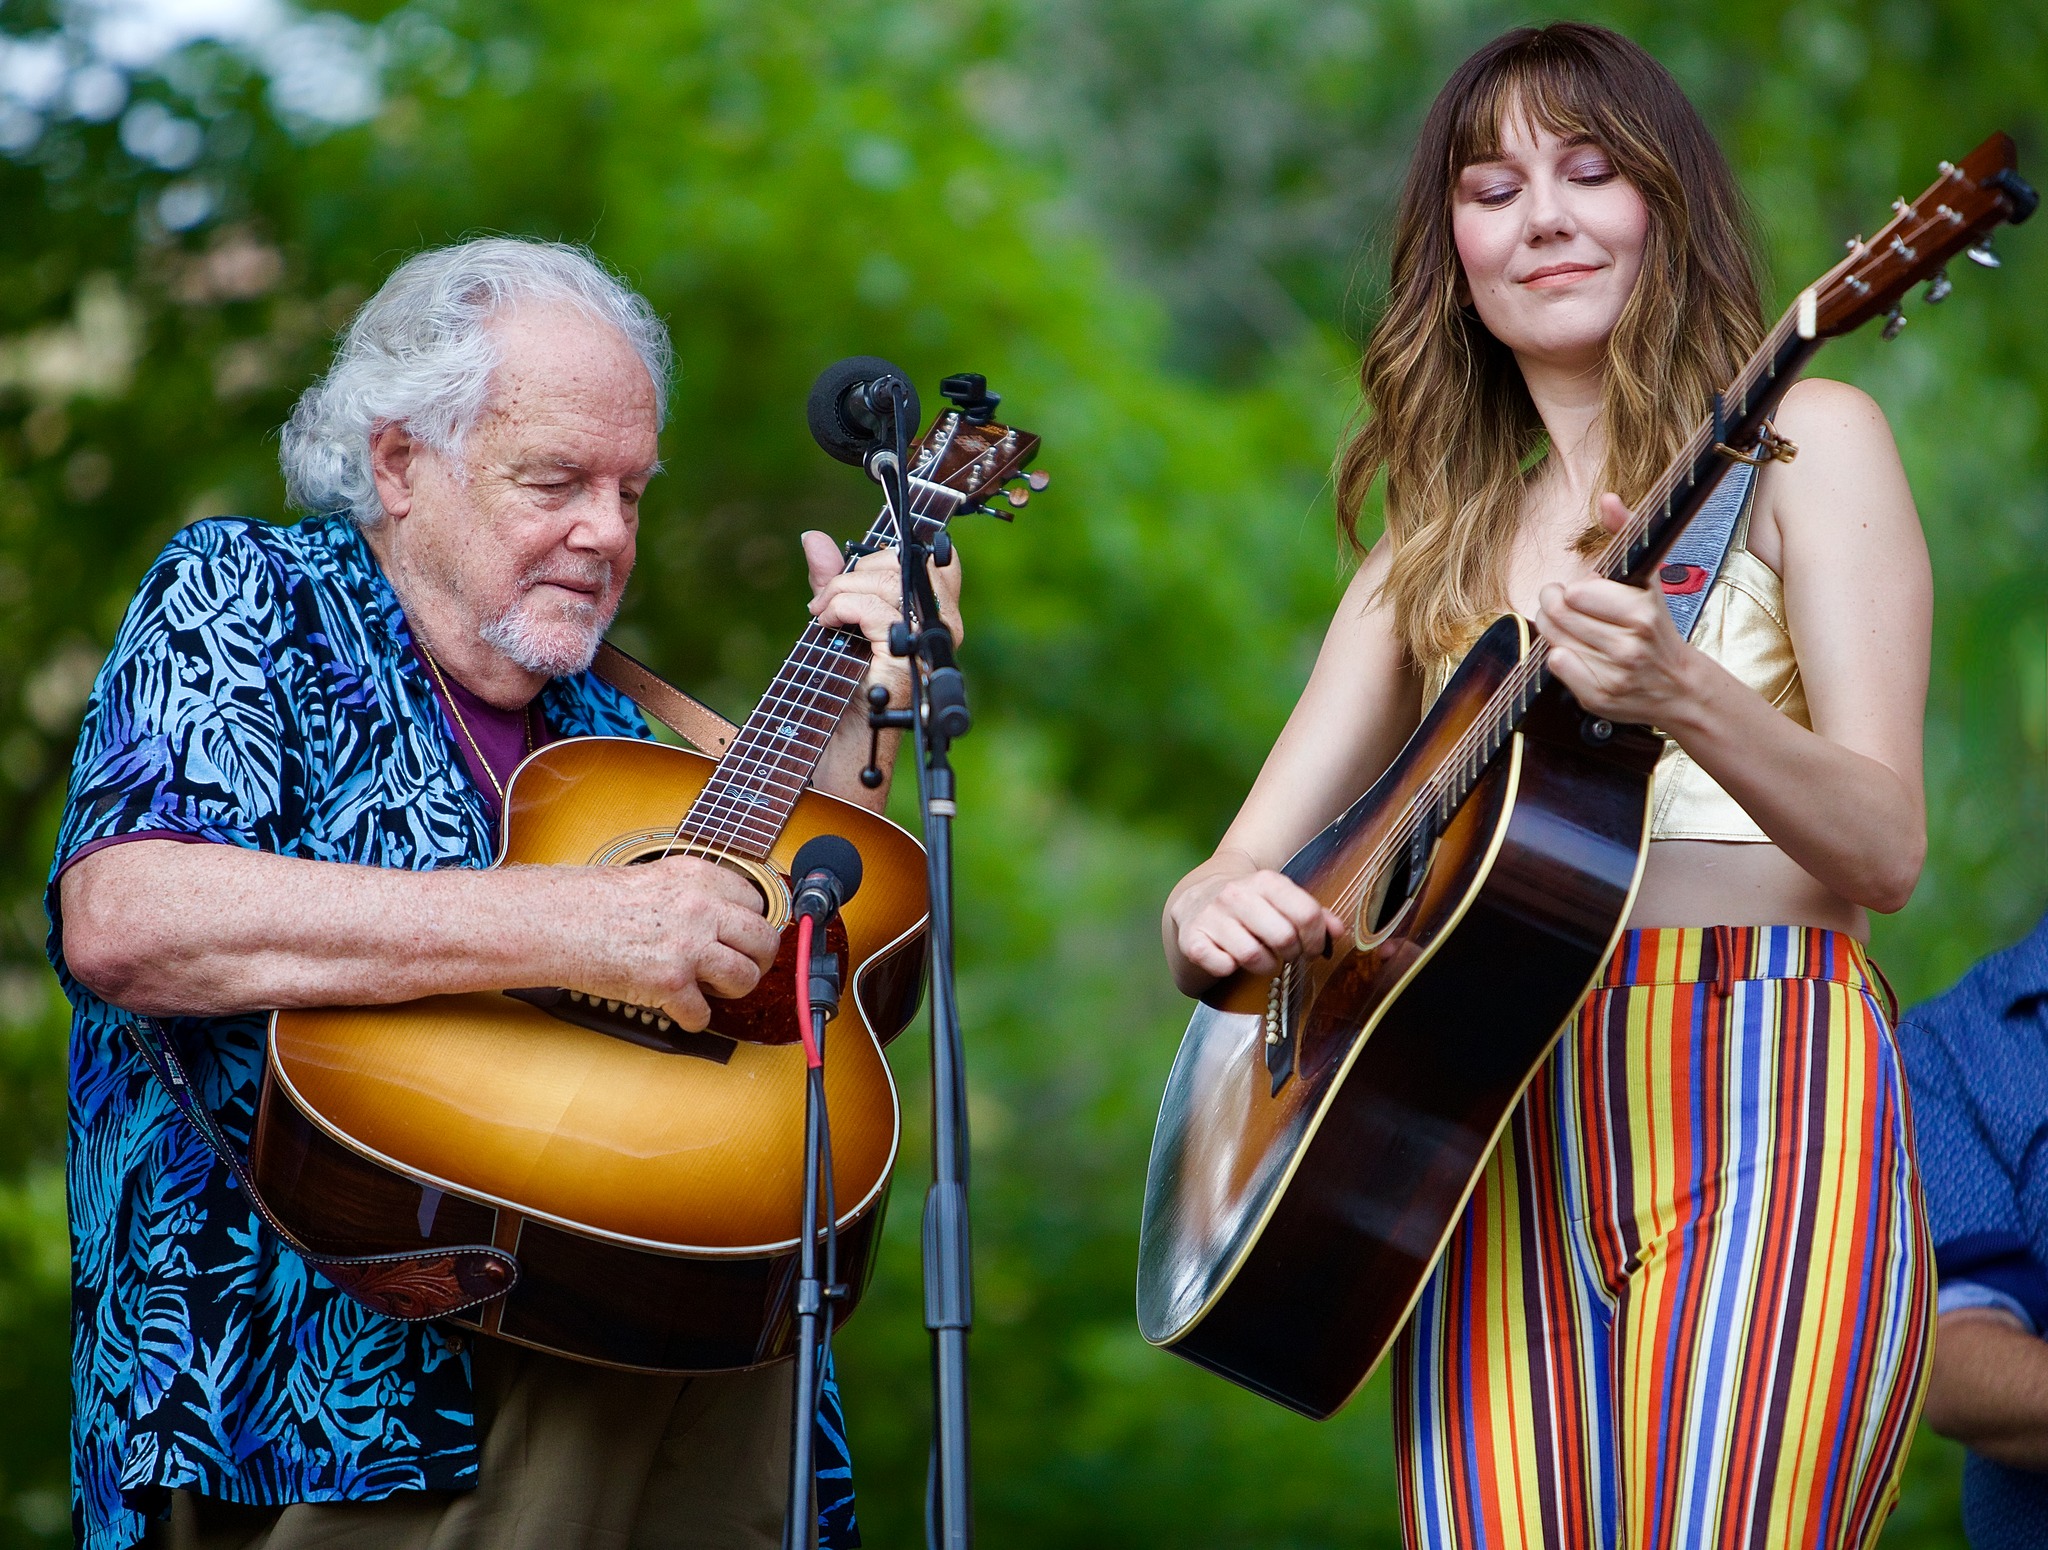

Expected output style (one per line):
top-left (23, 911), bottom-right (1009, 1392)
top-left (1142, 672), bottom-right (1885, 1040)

top-left (1625, 838), bottom-right (1869, 941)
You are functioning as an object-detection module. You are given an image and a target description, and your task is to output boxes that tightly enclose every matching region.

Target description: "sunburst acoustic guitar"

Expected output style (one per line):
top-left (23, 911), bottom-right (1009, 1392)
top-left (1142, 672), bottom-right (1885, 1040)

top-left (251, 401), bottom-right (1042, 1374)
top-left (1136, 135), bottom-right (2035, 1418)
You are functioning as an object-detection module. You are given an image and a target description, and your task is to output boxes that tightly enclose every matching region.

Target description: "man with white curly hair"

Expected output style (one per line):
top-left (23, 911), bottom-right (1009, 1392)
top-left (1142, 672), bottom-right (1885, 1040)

top-left (47, 237), bottom-right (953, 1550)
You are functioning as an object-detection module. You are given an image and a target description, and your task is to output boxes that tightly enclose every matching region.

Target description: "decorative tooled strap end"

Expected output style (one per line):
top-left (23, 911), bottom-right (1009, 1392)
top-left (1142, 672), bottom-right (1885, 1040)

top-left (314, 1247), bottom-right (519, 1322)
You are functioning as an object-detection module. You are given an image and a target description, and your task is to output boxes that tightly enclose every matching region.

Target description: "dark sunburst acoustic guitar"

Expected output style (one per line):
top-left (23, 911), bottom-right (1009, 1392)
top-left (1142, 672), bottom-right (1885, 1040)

top-left (1137, 135), bottom-right (2035, 1419)
top-left (252, 403), bottom-right (1042, 1374)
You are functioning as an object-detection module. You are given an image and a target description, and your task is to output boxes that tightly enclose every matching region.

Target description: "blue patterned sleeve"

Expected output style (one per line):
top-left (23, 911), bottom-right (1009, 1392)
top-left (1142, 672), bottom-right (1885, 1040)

top-left (1900, 1008), bottom-right (2048, 1328)
top-left (55, 520), bottom-right (300, 869)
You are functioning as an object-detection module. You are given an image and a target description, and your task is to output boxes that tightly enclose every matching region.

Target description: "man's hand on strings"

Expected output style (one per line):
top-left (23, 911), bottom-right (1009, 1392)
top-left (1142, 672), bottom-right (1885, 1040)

top-left (799, 529), bottom-right (965, 809)
top-left (801, 529), bottom-right (964, 708)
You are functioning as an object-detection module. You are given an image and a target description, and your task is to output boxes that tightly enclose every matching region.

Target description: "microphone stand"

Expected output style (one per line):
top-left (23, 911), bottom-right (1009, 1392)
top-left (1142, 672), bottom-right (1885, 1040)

top-left (865, 385), bottom-right (974, 1550)
top-left (783, 918), bottom-right (843, 1550)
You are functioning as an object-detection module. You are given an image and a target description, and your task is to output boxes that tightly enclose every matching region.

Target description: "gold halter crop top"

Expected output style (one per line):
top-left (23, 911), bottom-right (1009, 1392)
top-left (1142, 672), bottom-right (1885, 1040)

top-left (1419, 515), bottom-right (1807, 844)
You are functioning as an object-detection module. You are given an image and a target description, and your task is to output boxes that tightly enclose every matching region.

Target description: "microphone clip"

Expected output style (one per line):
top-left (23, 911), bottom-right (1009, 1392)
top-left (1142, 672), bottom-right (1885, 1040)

top-left (805, 948), bottom-right (842, 1021)
top-left (860, 682), bottom-right (914, 790)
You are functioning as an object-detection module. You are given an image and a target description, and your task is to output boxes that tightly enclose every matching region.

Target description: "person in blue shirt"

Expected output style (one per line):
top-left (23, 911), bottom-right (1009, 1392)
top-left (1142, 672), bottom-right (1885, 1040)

top-left (1900, 912), bottom-right (2048, 1548)
top-left (49, 237), bottom-right (957, 1550)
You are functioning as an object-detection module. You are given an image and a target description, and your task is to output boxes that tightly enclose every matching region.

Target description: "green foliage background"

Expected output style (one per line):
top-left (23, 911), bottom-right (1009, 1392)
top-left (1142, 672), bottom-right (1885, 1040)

top-left (0, 0), bottom-right (2042, 1543)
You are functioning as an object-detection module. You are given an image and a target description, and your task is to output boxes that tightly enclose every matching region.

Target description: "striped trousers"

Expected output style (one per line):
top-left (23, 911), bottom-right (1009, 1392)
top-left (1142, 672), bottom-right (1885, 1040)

top-left (1394, 927), bottom-right (1934, 1550)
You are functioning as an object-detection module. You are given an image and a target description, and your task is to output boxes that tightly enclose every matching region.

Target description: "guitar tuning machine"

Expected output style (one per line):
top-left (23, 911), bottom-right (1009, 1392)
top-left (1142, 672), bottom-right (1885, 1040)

top-left (1967, 238), bottom-right (2001, 269)
top-left (1882, 305), bottom-right (1908, 341)
top-left (1923, 268), bottom-right (1953, 304)
top-left (999, 469), bottom-right (1049, 509)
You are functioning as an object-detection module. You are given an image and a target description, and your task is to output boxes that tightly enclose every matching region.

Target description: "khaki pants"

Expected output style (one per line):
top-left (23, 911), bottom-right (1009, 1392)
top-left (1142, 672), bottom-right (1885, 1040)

top-left (150, 1339), bottom-right (795, 1550)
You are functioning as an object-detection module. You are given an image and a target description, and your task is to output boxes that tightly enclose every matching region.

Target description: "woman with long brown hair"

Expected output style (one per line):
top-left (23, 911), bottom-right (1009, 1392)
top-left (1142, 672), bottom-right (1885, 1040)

top-left (1162, 23), bottom-right (1933, 1546)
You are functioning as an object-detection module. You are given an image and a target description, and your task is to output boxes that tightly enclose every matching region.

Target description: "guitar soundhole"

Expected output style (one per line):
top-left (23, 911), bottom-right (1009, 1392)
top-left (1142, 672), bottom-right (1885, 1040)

top-left (602, 837), bottom-right (792, 930)
top-left (624, 847), bottom-right (773, 916)
top-left (1358, 837), bottom-right (1432, 946)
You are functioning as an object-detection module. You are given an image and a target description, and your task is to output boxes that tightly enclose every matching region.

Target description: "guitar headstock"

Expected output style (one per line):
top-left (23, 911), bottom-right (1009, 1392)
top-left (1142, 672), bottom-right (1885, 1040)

top-left (1810, 131), bottom-right (2036, 339)
top-left (907, 409), bottom-right (1046, 518)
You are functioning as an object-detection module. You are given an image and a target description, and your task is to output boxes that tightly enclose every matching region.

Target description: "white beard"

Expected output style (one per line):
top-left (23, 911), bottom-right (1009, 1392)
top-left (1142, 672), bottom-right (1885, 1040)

top-left (478, 564), bottom-right (618, 677)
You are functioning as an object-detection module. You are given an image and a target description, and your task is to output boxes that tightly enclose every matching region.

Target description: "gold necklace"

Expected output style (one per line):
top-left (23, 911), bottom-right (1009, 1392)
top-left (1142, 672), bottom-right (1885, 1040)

top-left (419, 644), bottom-right (532, 802)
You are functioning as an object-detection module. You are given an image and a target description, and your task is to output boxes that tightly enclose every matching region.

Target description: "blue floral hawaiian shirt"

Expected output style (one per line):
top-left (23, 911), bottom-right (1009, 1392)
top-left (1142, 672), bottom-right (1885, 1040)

top-left (48, 513), bottom-right (858, 1550)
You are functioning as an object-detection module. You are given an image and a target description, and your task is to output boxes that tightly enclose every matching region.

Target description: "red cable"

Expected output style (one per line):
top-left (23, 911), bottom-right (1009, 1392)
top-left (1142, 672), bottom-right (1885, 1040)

top-left (794, 912), bottom-right (821, 1069)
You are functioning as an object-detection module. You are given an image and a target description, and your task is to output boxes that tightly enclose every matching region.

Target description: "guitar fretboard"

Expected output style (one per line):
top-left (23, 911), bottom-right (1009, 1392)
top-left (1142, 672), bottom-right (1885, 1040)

top-left (675, 479), bottom-right (964, 860)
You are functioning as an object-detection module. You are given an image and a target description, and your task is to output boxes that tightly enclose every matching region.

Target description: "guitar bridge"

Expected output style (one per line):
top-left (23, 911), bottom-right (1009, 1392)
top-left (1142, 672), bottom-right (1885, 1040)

top-left (1263, 960), bottom-right (1306, 1096)
top-left (503, 987), bottom-right (738, 1064)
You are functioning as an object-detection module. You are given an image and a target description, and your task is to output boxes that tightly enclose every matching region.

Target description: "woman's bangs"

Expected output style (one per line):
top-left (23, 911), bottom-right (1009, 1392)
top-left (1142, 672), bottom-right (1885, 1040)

top-left (1447, 52), bottom-right (1609, 174)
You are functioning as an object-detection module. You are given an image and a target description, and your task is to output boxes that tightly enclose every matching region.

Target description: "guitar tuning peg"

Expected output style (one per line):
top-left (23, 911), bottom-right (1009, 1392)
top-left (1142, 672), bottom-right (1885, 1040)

top-left (1004, 486), bottom-right (1029, 508)
top-left (1881, 306), bottom-right (1908, 340)
top-left (1025, 470), bottom-right (1050, 491)
top-left (1923, 268), bottom-right (1953, 304)
top-left (1966, 239), bottom-right (2001, 269)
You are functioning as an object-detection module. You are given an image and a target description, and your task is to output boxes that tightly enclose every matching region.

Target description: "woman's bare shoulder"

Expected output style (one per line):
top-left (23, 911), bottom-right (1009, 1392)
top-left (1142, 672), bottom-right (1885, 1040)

top-left (1771, 375), bottom-right (1895, 447)
top-left (1327, 535), bottom-right (1417, 673)
top-left (1750, 377), bottom-right (1915, 567)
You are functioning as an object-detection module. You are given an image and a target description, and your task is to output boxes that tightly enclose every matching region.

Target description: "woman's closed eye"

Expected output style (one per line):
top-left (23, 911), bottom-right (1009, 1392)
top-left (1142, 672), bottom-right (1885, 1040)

top-left (1564, 153), bottom-right (1617, 185)
top-left (1463, 173), bottom-right (1522, 207)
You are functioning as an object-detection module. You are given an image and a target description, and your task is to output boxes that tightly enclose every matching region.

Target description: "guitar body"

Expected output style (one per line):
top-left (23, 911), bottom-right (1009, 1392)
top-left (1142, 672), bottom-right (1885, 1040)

top-left (1136, 616), bottom-right (1663, 1417)
top-left (254, 735), bottom-right (929, 1374)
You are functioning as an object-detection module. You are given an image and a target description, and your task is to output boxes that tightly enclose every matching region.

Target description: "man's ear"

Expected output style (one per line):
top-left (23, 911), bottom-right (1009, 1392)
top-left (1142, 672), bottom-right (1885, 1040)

top-left (367, 422), bottom-right (417, 521)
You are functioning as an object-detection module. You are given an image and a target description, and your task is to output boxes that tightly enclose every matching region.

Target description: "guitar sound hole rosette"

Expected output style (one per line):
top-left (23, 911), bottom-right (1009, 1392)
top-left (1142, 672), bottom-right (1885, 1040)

top-left (587, 830), bottom-right (792, 931)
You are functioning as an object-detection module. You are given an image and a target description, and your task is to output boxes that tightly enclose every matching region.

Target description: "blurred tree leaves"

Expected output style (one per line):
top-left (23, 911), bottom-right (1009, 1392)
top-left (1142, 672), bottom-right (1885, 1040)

top-left (0, 0), bottom-right (2042, 1545)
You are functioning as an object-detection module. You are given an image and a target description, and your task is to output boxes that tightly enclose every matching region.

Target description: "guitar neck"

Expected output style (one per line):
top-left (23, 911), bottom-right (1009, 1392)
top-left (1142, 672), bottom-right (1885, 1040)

top-left (1606, 308), bottom-right (1820, 587)
top-left (676, 478), bottom-right (965, 859)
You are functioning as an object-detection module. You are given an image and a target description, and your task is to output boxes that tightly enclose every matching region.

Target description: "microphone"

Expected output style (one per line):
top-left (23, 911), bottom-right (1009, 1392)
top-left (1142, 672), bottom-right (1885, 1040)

top-left (806, 356), bottom-right (922, 466)
top-left (790, 834), bottom-right (864, 925)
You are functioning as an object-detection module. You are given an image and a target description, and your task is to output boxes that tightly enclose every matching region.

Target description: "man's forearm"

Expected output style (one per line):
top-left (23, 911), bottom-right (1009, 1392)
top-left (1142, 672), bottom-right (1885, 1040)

top-left (62, 840), bottom-right (614, 1016)
top-left (1926, 1311), bottom-right (2048, 1471)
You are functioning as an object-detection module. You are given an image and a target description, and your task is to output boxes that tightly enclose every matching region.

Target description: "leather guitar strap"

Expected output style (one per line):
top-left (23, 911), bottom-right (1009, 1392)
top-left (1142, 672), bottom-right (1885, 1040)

top-left (121, 1014), bottom-right (518, 1321)
top-left (592, 640), bottom-right (739, 754)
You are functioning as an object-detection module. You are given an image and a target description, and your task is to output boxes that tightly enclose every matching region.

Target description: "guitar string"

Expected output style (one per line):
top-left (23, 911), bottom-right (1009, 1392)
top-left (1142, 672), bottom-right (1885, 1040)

top-left (678, 627), bottom-right (869, 861)
top-left (1316, 304), bottom-right (1808, 931)
top-left (662, 636), bottom-right (856, 862)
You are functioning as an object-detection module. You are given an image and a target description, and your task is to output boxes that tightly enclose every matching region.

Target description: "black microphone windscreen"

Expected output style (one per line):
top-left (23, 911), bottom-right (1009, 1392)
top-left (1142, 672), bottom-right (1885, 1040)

top-left (791, 833), bottom-right (863, 905)
top-left (807, 356), bottom-right (920, 466)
